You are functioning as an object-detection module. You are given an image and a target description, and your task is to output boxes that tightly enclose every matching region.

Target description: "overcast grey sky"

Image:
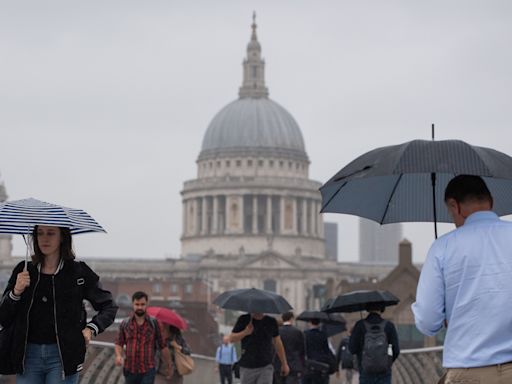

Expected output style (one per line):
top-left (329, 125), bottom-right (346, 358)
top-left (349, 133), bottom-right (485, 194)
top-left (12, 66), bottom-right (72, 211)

top-left (1, 1), bottom-right (511, 262)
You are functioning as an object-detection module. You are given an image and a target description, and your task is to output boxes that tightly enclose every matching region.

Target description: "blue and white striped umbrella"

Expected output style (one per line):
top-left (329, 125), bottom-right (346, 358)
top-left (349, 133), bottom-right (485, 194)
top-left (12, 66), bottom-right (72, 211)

top-left (0, 198), bottom-right (106, 235)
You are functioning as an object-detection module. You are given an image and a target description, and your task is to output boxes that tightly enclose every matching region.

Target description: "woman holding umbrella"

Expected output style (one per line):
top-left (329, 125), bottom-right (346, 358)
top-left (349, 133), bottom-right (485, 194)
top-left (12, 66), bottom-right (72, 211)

top-left (0, 225), bottom-right (118, 383)
top-left (150, 307), bottom-right (191, 384)
top-left (157, 325), bottom-right (192, 384)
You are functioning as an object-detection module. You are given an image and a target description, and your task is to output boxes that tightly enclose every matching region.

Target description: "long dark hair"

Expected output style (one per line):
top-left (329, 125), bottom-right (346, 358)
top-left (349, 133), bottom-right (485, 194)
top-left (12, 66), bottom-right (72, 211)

top-left (31, 225), bottom-right (76, 264)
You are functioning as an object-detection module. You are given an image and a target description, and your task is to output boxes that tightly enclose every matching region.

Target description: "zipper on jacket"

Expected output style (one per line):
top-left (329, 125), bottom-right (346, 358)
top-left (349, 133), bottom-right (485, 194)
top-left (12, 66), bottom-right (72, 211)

top-left (52, 275), bottom-right (66, 380)
top-left (22, 269), bottom-right (40, 374)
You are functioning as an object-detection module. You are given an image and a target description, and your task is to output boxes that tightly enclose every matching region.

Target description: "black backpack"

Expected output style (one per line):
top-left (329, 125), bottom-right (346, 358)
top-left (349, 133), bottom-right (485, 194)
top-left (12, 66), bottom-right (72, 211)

top-left (361, 320), bottom-right (392, 374)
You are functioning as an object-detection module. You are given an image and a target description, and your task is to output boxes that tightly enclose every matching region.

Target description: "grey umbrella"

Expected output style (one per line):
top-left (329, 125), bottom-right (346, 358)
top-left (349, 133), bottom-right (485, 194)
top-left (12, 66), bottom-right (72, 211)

top-left (320, 139), bottom-right (512, 237)
top-left (213, 288), bottom-right (293, 314)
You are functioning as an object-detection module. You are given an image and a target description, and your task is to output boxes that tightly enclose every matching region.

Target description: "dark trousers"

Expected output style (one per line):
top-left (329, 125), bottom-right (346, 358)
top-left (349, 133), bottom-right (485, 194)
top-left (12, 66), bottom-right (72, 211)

top-left (280, 374), bottom-right (303, 384)
top-left (219, 363), bottom-right (233, 384)
top-left (124, 367), bottom-right (156, 384)
top-left (359, 371), bottom-right (391, 384)
top-left (303, 373), bottom-right (329, 384)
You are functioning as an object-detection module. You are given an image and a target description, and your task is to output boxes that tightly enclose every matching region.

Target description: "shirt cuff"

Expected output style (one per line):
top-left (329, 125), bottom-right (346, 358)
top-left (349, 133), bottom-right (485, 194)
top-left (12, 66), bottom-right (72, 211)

top-left (9, 290), bottom-right (21, 301)
top-left (86, 323), bottom-right (99, 336)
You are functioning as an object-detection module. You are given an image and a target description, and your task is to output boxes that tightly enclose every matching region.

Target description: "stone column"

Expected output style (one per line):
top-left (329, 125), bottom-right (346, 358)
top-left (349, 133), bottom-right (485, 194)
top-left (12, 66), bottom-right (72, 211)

top-left (266, 195), bottom-right (272, 234)
top-left (192, 198), bottom-right (199, 235)
top-left (309, 199), bottom-right (316, 237)
top-left (280, 196), bottom-right (285, 233)
top-left (182, 199), bottom-right (187, 237)
top-left (225, 195), bottom-right (230, 233)
top-left (212, 196), bottom-right (218, 234)
top-left (252, 195), bottom-right (258, 234)
top-left (316, 200), bottom-right (324, 238)
top-left (301, 198), bottom-right (308, 235)
top-left (201, 196), bottom-right (208, 235)
top-left (292, 198), bottom-right (298, 234)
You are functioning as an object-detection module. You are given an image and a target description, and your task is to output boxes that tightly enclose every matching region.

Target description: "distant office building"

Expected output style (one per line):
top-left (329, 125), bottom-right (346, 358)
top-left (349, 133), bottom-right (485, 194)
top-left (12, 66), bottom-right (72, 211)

top-left (324, 222), bottom-right (338, 261)
top-left (359, 218), bottom-right (402, 265)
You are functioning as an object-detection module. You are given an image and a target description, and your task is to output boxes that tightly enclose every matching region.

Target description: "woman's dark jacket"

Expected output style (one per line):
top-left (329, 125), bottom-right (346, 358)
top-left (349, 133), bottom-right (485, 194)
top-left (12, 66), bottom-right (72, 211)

top-left (0, 260), bottom-right (118, 376)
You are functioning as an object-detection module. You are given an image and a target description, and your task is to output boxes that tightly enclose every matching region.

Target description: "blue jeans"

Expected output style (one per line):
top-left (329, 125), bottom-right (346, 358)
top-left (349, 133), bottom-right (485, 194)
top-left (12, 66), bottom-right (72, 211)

top-left (359, 371), bottom-right (391, 384)
top-left (16, 343), bottom-right (79, 384)
top-left (124, 367), bottom-right (156, 384)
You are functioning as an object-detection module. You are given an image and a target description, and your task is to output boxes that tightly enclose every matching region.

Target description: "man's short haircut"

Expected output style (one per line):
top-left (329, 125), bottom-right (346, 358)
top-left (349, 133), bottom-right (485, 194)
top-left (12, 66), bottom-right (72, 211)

top-left (132, 291), bottom-right (148, 302)
top-left (310, 318), bottom-right (321, 326)
top-left (281, 312), bottom-right (294, 322)
top-left (444, 175), bottom-right (493, 205)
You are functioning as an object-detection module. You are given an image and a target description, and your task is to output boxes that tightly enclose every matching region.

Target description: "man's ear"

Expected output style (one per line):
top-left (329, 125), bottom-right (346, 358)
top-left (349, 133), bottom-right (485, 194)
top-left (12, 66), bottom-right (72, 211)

top-left (445, 198), bottom-right (458, 212)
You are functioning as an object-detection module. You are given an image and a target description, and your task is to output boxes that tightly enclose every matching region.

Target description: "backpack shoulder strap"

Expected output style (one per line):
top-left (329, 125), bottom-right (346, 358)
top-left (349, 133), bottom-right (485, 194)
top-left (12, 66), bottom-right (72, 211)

top-left (149, 317), bottom-right (162, 350)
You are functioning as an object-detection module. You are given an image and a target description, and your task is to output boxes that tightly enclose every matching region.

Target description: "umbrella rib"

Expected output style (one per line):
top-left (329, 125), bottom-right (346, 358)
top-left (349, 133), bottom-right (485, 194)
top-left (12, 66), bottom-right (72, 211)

top-left (379, 174), bottom-right (403, 224)
top-left (320, 181), bottom-right (348, 212)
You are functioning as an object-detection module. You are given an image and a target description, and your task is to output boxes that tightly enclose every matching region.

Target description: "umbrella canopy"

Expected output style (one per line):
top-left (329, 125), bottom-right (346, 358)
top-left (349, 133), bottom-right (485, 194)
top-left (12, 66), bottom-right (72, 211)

top-left (0, 198), bottom-right (106, 235)
top-left (322, 313), bottom-right (347, 337)
top-left (146, 306), bottom-right (187, 331)
top-left (296, 310), bottom-right (330, 322)
top-left (296, 311), bottom-right (347, 336)
top-left (323, 290), bottom-right (399, 313)
top-left (320, 139), bottom-right (512, 236)
top-left (213, 288), bottom-right (293, 314)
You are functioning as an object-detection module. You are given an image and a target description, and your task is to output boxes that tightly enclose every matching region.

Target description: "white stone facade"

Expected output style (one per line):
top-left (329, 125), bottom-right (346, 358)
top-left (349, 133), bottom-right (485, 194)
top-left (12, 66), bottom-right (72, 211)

top-left (181, 16), bottom-right (325, 259)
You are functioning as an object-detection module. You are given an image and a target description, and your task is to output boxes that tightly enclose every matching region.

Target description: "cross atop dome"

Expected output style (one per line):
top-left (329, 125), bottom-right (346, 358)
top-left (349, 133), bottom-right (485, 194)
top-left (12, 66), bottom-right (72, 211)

top-left (239, 12), bottom-right (269, 99)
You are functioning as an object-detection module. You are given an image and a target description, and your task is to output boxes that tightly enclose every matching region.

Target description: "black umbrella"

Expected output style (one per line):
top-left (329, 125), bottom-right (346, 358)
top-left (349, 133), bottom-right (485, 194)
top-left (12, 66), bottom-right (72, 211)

top-left (322, 290), bottom-right (399, 313)
top-left (296, 310), bottom-right (330, 322)
top-left (297, 311), bottom-right (347, 337)
top-left (213, 288), bottom-right (293, 314)
top-left (322, 313), bottom-right (347, 337)
top-left (320, 139), bottom-right (512, 237)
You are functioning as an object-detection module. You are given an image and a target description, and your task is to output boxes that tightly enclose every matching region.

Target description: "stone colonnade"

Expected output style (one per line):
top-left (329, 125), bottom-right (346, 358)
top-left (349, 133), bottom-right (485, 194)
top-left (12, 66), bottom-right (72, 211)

top-left (183, 194), bottom-right (324, 238)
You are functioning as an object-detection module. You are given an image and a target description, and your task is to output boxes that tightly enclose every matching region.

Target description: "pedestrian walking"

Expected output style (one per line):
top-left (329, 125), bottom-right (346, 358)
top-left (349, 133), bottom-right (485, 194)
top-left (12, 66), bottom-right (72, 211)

top-left (336, 333), bottom-right (355, 384)
top-left (115, 291), bottom-right (170, 384)
top-left (304, 319), bottom-right (335, 384)
top-left (161, 324), bottom-right (192, 384)
top-left (273, 312), bottom-right (305, 384)
top-left (0, 225), bottom-right (118, 383)
top-left (230, 312), bottom-right (290, 384)
top-left (216, 335), bottom-right (238, 384)
top-left (349, 304), bottom-right (399, 384)
top-left (413, 175), bottom-right (512, 384)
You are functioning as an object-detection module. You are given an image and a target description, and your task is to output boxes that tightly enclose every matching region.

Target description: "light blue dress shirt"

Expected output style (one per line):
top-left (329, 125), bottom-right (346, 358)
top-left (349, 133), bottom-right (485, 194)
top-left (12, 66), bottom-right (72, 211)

top-left (412, 211), bottom-right (512, 368)
top-left (216, 344), bottom-right (237, 365)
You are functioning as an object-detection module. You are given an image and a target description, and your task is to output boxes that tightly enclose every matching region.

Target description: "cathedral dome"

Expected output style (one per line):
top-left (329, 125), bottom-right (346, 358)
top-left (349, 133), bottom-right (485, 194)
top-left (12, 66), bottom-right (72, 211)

top-left (199, 97), bottom-right (307, 160)
top-left (198, 15), bottom-right (308, 162)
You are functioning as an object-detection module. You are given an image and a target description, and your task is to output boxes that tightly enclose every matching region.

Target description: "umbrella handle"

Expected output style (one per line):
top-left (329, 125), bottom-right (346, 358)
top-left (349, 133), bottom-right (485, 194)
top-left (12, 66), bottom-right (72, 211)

top-left (23, 234), bottom-right (29, 271)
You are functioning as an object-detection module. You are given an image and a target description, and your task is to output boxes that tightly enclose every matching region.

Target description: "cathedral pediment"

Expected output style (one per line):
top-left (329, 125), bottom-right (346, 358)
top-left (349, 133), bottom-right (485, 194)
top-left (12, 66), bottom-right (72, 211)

top-left (240, 251), bottom-right (300, 270)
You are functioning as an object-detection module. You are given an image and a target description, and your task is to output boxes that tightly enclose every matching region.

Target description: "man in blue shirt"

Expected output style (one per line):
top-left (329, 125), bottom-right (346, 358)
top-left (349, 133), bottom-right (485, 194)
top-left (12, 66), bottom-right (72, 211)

top-left (412, 175), bottom-right (512, 383)
top-left (216, 335), bottom-right (238, 384)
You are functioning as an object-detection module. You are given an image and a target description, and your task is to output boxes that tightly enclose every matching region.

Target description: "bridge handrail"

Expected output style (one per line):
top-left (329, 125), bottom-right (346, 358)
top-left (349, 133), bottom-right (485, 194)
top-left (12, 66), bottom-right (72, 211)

top-left (91, 341), bottom-right (442, 358)
top-left (90, 341), bottom-right (216, 361)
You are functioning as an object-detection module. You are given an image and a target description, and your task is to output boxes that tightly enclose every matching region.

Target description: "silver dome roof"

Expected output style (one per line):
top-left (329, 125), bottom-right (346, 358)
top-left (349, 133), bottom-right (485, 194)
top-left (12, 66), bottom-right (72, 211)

top-left (199, 98), bottom-right (308, 161)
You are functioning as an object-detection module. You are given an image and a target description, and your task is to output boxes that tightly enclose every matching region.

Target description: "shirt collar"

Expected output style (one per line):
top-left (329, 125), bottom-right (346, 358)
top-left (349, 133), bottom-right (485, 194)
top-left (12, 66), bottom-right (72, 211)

top-left (464, 210), bottom-right (498, 225)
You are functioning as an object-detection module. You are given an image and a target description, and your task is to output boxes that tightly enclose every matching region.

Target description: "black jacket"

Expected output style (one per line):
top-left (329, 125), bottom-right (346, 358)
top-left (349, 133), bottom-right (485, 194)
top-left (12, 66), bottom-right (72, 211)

top-left (304, 327), bottom-right (332, 363)
top-left (275, 324), bottom-right (305, 375)
top-left (0, 260), bottom-right (118, 377)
